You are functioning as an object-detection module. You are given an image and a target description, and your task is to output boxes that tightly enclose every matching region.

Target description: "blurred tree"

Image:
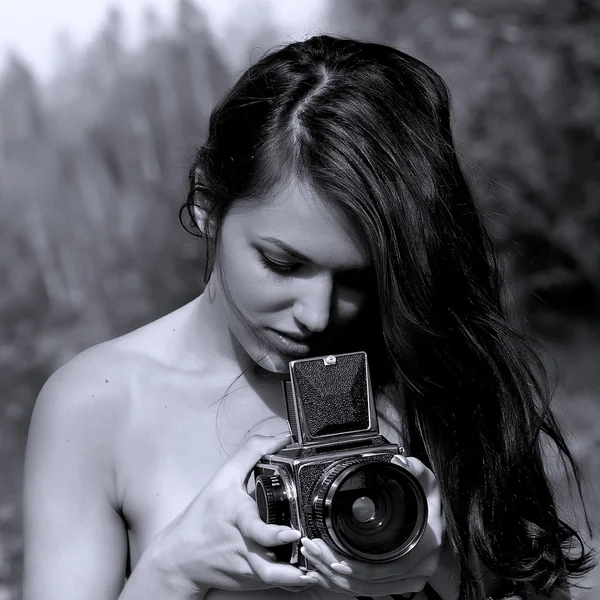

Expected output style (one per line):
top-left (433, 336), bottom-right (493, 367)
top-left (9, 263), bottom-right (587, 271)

top-left (142, 4), bottom-right (163, 41)
top-left (0, 0), bottom-right (236, 364)
top-left (220, 0), bottom-right (281, 66)
top-left (19, 0), bottom-right (229, 339)
top-left (173, 0), bottom-right (231, 143)
top-left (99, 6), bottom-right (125, 71)
top-left (76, 6), bottom-right (127, 105)
top-left (0, 54), bottom-right (85, 318)
top-left (0, 54), bottom-right (45, 153)
top-left (177, 0), bottom-right (209, 36)
top-left (53, 29), bottom-right (76, 74)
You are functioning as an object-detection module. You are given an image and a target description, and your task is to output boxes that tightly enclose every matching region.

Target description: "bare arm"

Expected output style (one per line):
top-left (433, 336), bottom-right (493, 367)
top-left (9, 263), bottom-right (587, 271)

top-left (118, 543), bottom-right (206, 599)
top-left (22, 346), bottom-right (197, 600)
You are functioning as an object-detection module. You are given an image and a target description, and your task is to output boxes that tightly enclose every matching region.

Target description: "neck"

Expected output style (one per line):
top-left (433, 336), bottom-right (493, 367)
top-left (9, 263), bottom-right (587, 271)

top-left (190, 284), bottom-right (290, 385)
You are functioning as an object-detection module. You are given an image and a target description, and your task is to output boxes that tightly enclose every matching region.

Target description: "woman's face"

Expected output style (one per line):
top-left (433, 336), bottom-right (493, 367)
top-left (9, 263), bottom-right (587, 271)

top-left (208, 180), bottom-right (372, 373)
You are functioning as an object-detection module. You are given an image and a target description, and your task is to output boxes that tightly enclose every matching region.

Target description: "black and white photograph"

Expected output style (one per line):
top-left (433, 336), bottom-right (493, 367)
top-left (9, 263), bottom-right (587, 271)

top-left (1, 1), bottom-right (599, 599)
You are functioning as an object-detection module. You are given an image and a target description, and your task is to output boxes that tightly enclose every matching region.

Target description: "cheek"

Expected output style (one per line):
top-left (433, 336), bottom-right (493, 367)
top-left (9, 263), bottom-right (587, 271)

top-left (218, 250), bottom-right (283, 315)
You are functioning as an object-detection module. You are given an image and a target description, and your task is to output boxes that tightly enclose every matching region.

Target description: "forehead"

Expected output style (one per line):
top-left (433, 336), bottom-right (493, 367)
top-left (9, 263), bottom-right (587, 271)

top-left (230, 181), bottom-right (369, 268)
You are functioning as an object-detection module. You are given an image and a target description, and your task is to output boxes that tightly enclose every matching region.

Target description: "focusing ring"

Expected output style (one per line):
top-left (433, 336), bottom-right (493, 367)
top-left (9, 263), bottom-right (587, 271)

top-left (312, 457), bottom-right (369, 551)
top-left (255, 474), bottom-right (290, 526)
top-left (312, 456), bottom-right (428, 561)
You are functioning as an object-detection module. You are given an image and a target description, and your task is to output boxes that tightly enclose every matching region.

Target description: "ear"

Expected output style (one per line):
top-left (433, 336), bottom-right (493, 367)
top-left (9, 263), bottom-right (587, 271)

top-left (192, 202), bottom-right (209, 235)
top-left (192, 167), bottom-right (211, 235)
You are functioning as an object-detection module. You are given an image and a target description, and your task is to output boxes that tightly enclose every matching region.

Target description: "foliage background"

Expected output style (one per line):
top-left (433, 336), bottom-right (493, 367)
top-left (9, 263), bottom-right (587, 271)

top-left (0, 1), bottom-right (598, 598)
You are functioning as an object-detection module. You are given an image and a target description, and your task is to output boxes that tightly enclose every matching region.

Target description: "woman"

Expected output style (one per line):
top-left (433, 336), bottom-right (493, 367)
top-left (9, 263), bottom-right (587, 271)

top-left (22, 35), bottom-right (593, 600)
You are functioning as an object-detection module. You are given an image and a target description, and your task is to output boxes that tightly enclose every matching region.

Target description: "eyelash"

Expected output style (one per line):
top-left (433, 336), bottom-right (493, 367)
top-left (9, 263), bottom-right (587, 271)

top-left (258, 251), bottom-right (371, 287)
top-left (258, 253), bottom-right (299, 275)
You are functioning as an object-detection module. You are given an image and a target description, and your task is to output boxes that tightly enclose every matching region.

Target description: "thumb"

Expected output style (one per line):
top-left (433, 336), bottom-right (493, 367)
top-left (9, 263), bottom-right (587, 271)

top-left (228, 432), bottom-right (291, 484)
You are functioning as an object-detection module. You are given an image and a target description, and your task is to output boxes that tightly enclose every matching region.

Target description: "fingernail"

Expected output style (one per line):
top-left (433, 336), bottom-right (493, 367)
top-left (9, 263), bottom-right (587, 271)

top-left (301, 537), bottom-right (322, 556)
top-left (300, 575), bottom-right (319, 584)
top-left (300, 547), bottom-right (317, 566)
top-left (278, 529), bottom-right (301, 543)
top-left (393, 454), bottom-right (410, 467)
top-left (331, 562), bottom-right (353, 575)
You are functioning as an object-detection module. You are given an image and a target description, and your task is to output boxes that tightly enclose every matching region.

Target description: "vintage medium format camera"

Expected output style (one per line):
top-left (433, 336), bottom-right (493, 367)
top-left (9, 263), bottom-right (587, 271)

top-left (253, 351), bottom-right (428, 568)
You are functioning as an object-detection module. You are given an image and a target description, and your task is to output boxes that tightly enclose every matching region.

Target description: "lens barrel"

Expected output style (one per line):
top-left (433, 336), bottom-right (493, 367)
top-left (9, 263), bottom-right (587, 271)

top-left (312, 458), bottom-right (427, 562)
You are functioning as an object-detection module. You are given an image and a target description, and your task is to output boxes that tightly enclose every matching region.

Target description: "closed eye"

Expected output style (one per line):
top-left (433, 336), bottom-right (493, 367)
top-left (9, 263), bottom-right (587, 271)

top-left (257, 247), bottom-right (372, 283)
top-left (258, 252), bottom-right (300, 275)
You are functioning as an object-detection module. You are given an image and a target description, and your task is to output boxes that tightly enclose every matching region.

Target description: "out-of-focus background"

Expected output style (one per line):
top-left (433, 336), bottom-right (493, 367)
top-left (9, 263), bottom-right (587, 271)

top-left (0, 0), bottom-right (598, 598)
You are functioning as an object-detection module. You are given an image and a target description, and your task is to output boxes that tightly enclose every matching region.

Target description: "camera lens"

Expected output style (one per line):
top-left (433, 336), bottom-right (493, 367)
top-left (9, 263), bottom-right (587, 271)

top-left (312, 459), bottom-right (427, 562)
top-left (351, 496), bottom-right (377, 522)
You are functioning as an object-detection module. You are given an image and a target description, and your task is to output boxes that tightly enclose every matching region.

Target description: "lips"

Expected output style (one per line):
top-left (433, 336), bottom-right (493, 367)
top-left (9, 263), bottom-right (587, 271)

top-left (277, 331), bottom-right (311, 343)
top-left (266, 328), bottom-right (312, 357)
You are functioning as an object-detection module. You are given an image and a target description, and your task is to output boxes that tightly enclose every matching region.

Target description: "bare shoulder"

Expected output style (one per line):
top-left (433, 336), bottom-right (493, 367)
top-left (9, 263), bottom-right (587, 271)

top-left (33, 297), bottom-right (202, 430)
top-left (29, 300), bottom-right (190, 457)
top-left (40, 339), bottom-right (131, 399)
top-left (29, 339), bottom-right (141, 496)
top-left (35, 336), bottom-right (140, 418)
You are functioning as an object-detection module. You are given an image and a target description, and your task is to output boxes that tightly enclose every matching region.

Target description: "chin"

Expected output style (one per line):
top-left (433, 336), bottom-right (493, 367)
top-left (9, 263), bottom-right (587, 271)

top-left (253, 352), bottom-right (291, 374)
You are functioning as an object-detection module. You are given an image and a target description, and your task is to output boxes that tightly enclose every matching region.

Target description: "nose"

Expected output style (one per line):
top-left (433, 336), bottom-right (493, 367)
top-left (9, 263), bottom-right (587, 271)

top-left (292, 274), bottom-right (334, 334)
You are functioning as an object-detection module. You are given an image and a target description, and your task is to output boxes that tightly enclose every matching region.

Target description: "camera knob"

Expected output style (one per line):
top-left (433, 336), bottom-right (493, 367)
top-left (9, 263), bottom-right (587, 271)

top-left (255, 474), bottom-right (290, 526)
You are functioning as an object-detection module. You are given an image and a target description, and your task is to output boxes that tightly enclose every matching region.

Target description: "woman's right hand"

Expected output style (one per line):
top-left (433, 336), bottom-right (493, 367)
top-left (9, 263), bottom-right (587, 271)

top-left (148, 433), bottom-right (318, 597)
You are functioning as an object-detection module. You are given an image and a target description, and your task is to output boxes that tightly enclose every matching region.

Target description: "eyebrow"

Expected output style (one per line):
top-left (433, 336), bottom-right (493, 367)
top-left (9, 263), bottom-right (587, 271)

top-left (258, 236), bottom-right (370, 273)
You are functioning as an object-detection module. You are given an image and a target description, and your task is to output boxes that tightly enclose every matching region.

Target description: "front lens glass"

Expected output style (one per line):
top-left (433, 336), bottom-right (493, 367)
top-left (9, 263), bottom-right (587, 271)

top-left (330, 463), bottom-right (420, 557)
top-left (351, 496), bottom-right (377, 522)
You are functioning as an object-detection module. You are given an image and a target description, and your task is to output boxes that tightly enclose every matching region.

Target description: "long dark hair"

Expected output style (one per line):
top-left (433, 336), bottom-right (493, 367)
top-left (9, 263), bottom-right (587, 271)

top-left (181, 34), bottom-right (595, 598)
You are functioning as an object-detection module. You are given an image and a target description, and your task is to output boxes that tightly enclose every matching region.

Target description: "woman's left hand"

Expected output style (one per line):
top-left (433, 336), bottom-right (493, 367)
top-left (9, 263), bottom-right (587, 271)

top-left (299, 454), bottom-right (445, 597)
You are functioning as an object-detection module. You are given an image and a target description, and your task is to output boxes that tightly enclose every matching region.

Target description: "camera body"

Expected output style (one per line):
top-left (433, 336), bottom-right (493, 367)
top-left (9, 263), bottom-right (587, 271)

top-left (253, 352), bottom-right (428, 569)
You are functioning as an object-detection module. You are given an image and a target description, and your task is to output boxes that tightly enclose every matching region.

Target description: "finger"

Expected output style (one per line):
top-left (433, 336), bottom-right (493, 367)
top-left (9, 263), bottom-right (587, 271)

top-left (237, 506), bottom-right (301, 548)
top-left (300, 569), bottom-right (345, 594)
top-left (227, 433), bottom-right (292, 484)
top-left (301, 538), bottom-right (351, 577)
top-left (331, 550), bottom-right (438, 584)
top-left (302, 536), bottom-right (410, 582)
top-left (400, 457), bottom-right (445, 544)
top-left (392, 456), bottom-right (446, 550)
top-left (302, 528), bottom-right (438, 582)
top-left (391, 455), bottom-right (439, 497)
top-left (305, 566), bottom-right (428, 597)
top-left (300, 536), bottom-right (381, 582)
top-left (245, 548), bottom-right (319, 589)
top-left (278, 584), bottom-right (319, 593)
top-left (300, 548), bottom-right (353, 592)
